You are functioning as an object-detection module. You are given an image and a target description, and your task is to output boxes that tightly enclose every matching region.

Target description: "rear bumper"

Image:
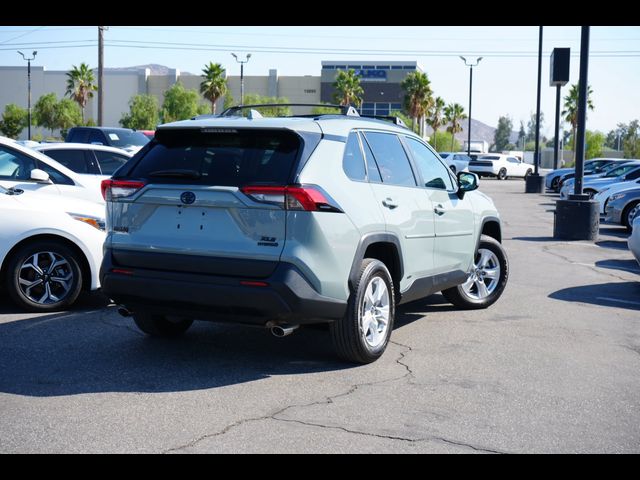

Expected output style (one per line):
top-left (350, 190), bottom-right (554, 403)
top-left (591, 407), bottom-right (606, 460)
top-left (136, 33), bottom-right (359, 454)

top-left (100, 251), bottom-right (346, 325)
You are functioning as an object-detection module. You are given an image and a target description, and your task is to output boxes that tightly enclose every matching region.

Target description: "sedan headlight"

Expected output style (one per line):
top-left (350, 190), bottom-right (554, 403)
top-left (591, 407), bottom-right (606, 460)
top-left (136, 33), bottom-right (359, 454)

top-left (68, 213), bottom-right (106, 231)
top-left (609, 193), bottom-right (626, 202)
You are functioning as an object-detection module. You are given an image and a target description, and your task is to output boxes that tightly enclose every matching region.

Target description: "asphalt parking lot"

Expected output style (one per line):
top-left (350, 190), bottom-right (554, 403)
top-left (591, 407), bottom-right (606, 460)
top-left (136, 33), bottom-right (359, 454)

top-left (1, 179), bottom-right (639, 454)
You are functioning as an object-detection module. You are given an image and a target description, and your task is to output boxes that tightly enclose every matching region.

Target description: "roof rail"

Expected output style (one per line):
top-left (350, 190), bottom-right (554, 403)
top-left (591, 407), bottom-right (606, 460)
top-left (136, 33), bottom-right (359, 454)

top-left (359, 115), bottom-right (408, 129)
top-left (220, 103), bottom-right (360, 117)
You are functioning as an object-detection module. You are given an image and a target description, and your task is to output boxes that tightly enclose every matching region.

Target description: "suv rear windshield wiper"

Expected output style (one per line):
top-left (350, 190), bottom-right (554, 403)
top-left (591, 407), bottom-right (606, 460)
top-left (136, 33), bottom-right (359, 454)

top-left (148, 169), bottom-right (202, 179)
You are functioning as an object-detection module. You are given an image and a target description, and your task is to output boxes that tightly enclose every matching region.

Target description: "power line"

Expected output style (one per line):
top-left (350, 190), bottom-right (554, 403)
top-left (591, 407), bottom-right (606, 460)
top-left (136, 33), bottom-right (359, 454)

top-left (0, 26), bottom-right (45, 45)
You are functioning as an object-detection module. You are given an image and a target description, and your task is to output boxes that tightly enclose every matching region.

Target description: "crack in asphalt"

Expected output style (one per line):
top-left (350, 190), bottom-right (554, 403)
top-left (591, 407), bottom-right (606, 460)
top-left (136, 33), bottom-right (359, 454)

top-left (272, 417), bottom-right (508, 454)
top-left (162, 342), bottom-right (417, 454)
top-left (541, 244), bottom-right (632, 282)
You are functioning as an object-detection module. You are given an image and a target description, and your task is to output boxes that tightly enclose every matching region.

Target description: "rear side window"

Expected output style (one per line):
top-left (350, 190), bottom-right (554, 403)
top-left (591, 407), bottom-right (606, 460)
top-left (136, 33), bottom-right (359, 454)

top-left (342, 132), bottom-right (366, 181)
top-left (42, 149), bottom-right (89, 174)
top-left (127, 129), bottom-right (301, 187)
top-left (94, 150), bottom-right (129, 175)
top-left (363, 132), bottom-right (416, 187)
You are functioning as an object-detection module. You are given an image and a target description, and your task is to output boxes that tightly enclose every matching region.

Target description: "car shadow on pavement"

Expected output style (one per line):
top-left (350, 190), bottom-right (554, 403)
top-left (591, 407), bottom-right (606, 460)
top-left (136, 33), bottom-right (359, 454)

top-left (599, 227), bottom-right (629, 238)
top-left (549, 281), bottom-right (640, 311)
top-left (0, 304), bottom-right (354, 398)
top-left (0, 293), bottom-right (457, 398)
top-left (595, 259), bottom-right (640, 275)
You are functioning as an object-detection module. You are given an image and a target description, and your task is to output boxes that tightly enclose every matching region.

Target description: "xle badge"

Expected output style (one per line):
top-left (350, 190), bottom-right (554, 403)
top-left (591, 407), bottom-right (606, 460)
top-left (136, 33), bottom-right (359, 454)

top-left (258, 236), bottom-right (279, 247)
top-left (180, 191), bottom-right (196, 205)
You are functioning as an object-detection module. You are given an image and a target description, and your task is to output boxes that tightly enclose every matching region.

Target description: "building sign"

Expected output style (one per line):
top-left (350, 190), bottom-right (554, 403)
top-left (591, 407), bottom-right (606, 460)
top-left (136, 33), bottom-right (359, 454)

top-left (354, 69), bottom-right (387, 82)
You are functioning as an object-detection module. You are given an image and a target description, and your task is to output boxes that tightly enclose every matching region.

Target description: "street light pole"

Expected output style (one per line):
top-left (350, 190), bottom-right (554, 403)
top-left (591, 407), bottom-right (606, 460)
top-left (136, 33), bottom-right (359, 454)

top-left (231, 53), bottom-right (251, 105)
top-left (459, 56), bottom-right (482, 156)
top-left (17, 50), bottom-right (37, 140)
top-left (524, 26), bottom-right (545, 193)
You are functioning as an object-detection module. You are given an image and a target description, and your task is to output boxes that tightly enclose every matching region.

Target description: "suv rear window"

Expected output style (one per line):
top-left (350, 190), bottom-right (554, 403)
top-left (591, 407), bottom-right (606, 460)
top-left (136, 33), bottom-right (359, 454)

top-left (126, 128), bottom-right (301, 187)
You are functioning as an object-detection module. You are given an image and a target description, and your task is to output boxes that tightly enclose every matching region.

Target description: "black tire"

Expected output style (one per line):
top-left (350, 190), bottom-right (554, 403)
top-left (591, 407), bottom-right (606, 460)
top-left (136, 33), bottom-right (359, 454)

top-left (497, 168), bottom-right (507, 180)
top-left (524, 169), bottom-right (533, 179)
top-left (5, 240), bottom-right (83, 312)
top-left (133, 312), bottom-right (194, 337)
top-left (551, 177), bottom-right (560, 190)
top-left (330, 259), bottom-right (395, 364)
top-left (584, 189), bottom-right (597, 199)
top-left (622, 201), bottom-right (640, 231)
top-left (450, 165), bottom-right (457, 174)
top-left (442, 235), bottom-right (509, 310)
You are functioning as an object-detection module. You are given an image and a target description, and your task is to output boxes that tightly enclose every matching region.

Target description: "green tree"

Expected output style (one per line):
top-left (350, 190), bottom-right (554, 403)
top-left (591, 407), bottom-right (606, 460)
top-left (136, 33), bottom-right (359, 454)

top-left (401, 71), bottom-right (433, 137)
top-left (517, 121), bottom-right (526, 149)
top-left (585, 130), bottom-right (605, 159)
top-left (493, 115), bottom-right (513, 152)
top-left (0, 104), bottom-right (28, 139)
top-left (311, 104), bottom-right (342, 115)
top-left (429, 131), bottom-right (460, 152)
top-left (390, 110), bottom-right (417, 134)
top-left (55, 99), bottom-right (83, 138)
top-left (161, 82), bottom-right (202, 123)
top-left (562, 83), bottom-right (594, 157)
top-left (623, 120), bottom-right (640, 159)
top-left (526, 111), bottom-right (545, 142)
top-left (223, 92), bottom-right (235, 111)
top-left (33, 93), bottom-right (59, 135)
top-left (444, 103), bottom-right (467, 151)
top-left (239, 94), bottom-right (292, 117)
top-left (427, 96), bottom-right (445, 149)
top-left (200, 62), bottom-right (227, 114)
top-left (65, 63), bottom-right (97, 123)
top-left (120, 94), bottom-right (160, 130)
top-left (333, 69), bottom-right (364, 108)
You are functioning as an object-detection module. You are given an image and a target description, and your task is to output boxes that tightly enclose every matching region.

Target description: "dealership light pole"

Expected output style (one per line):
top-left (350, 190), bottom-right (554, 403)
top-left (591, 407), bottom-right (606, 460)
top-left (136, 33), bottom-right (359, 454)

top-left (550, 48), bottom-right (570, 170)
top-left (17, 50), bottom-right (37, 140)
top-left (459, 56), bottom-right (482, 156)
top-left (525, 26), bottom-right (545, 193)
top-left (231, 53), bottom-right (251, 105)
top-left (553, 26), bottom-right (598, 241)
top-left (98, 26), bottom-right (108, 126)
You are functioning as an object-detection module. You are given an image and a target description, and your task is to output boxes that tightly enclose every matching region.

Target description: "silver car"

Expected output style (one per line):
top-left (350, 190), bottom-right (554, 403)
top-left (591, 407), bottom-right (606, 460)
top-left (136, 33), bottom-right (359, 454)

top-left (604, 186), bottom-right (640, 230)
top-left (99, 105), bottom-right (508, 364)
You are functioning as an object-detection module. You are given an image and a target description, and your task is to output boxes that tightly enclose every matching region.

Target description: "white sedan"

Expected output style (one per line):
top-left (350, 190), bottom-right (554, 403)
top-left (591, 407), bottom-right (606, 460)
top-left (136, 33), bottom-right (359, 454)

top-left (0, 138), bottom-right (107, 204)
top-left (468, 154), bottom-right (534, 180)
top-left (34, 143), bottom-right (132, 177)
top-left (593, 178), bottom-right (640, 214)
top-left (0, 184), bottom-right (105, 312)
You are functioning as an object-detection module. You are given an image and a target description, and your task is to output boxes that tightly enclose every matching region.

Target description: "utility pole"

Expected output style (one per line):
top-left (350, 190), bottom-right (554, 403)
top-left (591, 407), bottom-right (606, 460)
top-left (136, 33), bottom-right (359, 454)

top-left (525, 26), bottom-right (545, 193)
top-left (459, 56), bottom-right (482, 156)
top-left (98, 26), bottom-right (107, 126)
top-left (17, 51), bottom-right (37, 140)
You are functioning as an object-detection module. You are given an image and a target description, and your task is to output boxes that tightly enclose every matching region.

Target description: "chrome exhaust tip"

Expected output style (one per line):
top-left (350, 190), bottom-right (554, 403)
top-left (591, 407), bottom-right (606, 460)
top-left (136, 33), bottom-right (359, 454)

top-left (270, 324), bottom-right (299, 338)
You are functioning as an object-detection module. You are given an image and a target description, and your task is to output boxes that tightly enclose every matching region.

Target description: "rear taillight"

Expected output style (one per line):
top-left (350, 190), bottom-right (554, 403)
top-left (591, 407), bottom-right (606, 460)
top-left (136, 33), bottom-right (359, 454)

top-left (101, 180), bottom-right (146, 201)
top-left (241, 185), bottom-right (342, 212)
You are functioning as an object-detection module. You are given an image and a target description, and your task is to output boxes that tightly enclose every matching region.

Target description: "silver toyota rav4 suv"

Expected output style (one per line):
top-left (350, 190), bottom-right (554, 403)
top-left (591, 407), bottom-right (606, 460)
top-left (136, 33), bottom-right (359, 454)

top-left (100, 105), bottom-right (508, 364)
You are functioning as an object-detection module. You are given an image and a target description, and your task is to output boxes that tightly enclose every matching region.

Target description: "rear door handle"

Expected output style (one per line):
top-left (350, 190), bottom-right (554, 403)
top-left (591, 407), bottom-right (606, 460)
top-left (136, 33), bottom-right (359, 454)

top-left (382, 198), bottom-right (398, 209)
top-left (434, 204), bottom-right (447, 215)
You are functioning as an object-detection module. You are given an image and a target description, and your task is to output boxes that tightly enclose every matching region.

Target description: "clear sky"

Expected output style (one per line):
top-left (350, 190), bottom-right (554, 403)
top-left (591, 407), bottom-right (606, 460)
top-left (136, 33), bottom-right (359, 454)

top-left (1, 25), bottom-right (638, 137)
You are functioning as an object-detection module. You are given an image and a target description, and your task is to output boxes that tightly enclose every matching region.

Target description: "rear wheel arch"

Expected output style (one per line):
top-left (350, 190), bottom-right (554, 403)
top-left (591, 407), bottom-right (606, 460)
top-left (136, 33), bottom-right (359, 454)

top-left (348, 234), bottom-right (403, 296)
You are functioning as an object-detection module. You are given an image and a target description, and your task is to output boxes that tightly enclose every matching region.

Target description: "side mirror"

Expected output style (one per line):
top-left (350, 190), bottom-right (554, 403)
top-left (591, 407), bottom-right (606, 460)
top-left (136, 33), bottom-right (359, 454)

top-left (30, 169), bottom-right (51, 184)
top-left (457, 171), bottom-right (479, 199)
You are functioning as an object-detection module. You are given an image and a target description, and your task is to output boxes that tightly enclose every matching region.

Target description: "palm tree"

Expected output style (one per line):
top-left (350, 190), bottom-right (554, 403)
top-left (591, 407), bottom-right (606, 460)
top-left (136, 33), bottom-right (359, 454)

top-left (200, 62), bottom-right (228, 114)
top-left (401, 71), bottom-right (433, 136)
top-left (65, 63), bottom-right (97, 123)
top-left (333, 69), bottom-right (364, 108)
top-left (427, 96), bottom-right (445, 150)
top-left (444, 103), bottom-right (467, 151)
top-left (562, 83), bottom-right (594, 160)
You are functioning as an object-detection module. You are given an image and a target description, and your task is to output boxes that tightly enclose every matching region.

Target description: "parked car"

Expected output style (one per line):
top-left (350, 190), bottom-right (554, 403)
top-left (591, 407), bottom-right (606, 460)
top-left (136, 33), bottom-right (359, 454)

top-left (628, 213), bottom-right (640, 267)
top-left (604, 187), bottom-right (640, 231)
top-left (468, 154), bottom-right (533, 180)
top-left (557, 159), bottom-right (634, 192)
top-left (65, 127), bottom-right (150, 154)
top-left (100, 105), bottom-right (509, 364)
top-left (0, 137), bottom-right (105, 204)
top-left (560, 162), bottom-right (640, 199)
top-left (437, 152), bottom-right (470, 173)
top-left (0, 184), bottom-right (105, 311)
top-left (139, 130), bottom-right (155, 140)
top-left (34, 143), bottom-right (133, 176)
top-left (545, 158), bottom-right (625, 192)
top-left (593, 178), bottom-right (640, 214)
